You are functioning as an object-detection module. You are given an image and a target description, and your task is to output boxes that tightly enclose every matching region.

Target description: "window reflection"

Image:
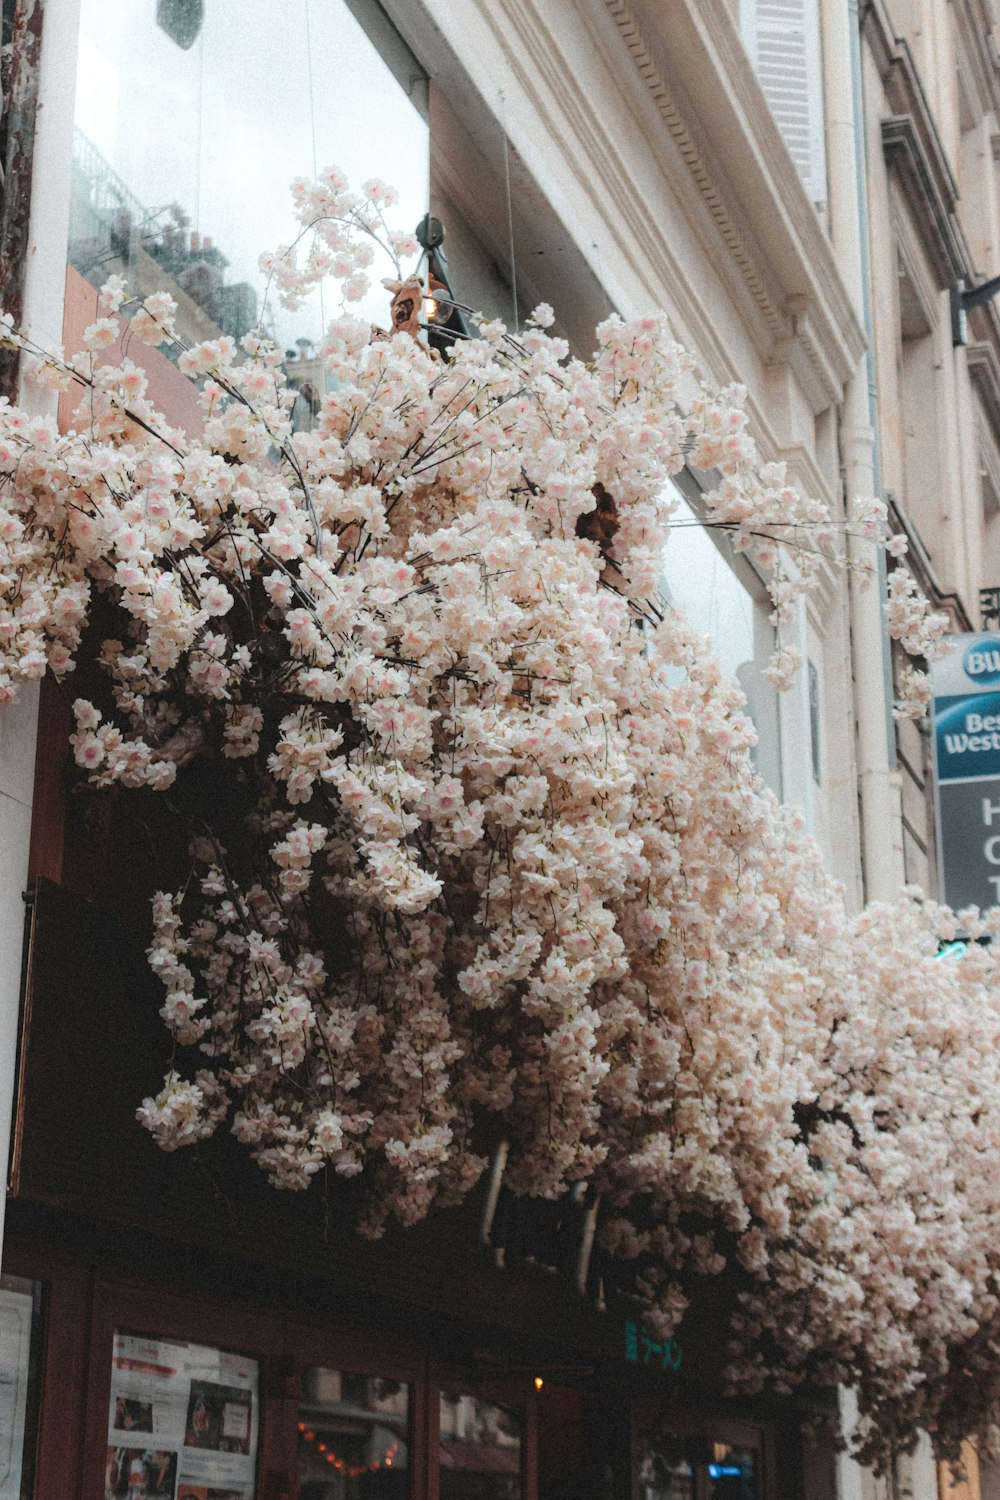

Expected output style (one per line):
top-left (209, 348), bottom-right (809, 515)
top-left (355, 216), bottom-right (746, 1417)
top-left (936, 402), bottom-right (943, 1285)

top-left (660, 482), bottom-right (782, 795)
top-left (637, 1429), bottom-right (695, 1500)
top-left (637, 1430), bottom-right (757, 1500)
top-left (297, 1369), bottom-right (410, 1500)
top-left (439, 1393), bottom-right (522, 1500)
top-left (707, 1444), bottom-right (756, 1500)
top-left (70, 0), bottom-right (429, 354)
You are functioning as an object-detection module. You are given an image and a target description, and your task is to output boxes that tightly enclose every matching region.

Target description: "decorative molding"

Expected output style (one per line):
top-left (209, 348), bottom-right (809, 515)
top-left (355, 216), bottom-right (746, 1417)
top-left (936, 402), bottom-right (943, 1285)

top-left (881, 115), bottom-right (967, 286)
top-left (384, 0), bottom-right (865, 410)
top-left (863, 1), bottom-right (971, 284)
top-left (865, 0), bottom-right (1000, 396)
top-left (769, 295), bottom-right (858, 418)
top-left (967, 338), bottom-right (1000, 447)
top-left (602, 0), bottom-right (782, 342)
top-left (488, 0), bottom-right (797, 378)
top-left (603, 0), bottom-right (866, 401)
top-left (950, 0), bottom-right (1000, 121)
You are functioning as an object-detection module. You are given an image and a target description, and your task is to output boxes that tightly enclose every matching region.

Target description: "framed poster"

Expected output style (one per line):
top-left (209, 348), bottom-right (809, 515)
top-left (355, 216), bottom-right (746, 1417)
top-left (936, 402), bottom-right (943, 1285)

top-left (105, 1331), bottom-right (258, 1500)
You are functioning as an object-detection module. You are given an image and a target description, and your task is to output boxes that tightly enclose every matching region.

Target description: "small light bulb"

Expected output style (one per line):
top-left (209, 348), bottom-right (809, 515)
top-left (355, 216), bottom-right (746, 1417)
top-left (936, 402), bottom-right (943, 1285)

top-left (534, 1376), bottom-right (544, 1390)
top-left (425, 296), bottom-right (438, 320)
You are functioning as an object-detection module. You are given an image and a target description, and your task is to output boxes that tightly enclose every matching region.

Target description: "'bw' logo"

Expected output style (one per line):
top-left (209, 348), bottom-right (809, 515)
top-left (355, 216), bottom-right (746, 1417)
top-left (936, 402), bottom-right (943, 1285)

top-left (964, 639), bottom-right (1000, 683)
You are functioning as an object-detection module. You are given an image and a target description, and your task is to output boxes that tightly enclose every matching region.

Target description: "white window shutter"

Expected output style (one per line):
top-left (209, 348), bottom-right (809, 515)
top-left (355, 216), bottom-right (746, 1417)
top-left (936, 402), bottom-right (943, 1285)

top-left (739, 0), bottom-right (828, 207)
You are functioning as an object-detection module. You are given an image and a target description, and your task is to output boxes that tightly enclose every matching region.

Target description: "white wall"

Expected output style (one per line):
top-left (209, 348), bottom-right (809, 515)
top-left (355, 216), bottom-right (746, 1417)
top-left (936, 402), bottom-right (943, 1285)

top-left (0, 0), bottom-right (80, 1267)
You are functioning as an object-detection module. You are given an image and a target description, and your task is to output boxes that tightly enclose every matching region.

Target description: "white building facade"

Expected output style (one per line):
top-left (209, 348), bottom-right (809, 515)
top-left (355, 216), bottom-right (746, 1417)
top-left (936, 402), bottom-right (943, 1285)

top-left (0, 0), bottom-right (987, 1496)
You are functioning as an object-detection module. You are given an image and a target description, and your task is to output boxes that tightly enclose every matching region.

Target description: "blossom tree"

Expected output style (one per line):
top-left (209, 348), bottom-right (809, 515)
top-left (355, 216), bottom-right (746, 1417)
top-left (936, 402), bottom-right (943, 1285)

top-left (0, 169), bottom-right (983, 1468)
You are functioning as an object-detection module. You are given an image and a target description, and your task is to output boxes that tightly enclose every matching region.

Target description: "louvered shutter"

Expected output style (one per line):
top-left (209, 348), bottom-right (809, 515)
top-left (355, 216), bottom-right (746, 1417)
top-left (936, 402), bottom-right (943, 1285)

top-left (739, 0), bottom-right (828, 207)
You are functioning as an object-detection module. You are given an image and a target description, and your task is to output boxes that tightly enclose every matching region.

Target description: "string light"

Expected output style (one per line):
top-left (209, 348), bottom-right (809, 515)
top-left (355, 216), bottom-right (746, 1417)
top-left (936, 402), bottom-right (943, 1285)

top-left (298, 1422), bottom-right (400, 1478)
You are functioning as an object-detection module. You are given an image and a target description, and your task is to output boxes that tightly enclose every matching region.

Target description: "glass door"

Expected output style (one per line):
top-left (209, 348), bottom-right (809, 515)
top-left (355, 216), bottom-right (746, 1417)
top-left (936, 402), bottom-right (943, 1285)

top-left (633, 1408), bottom-right (767, 1500)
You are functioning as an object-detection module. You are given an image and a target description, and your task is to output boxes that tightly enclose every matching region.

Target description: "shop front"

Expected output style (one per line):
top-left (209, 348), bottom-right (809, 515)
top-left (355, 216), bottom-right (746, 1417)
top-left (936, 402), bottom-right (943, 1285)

top-left (0, 3), bottom-right (860, 1494)
top-left (0, 1216), bottom-right (801, 1500)
top-left (0, 879), bottom-right (826, 1500)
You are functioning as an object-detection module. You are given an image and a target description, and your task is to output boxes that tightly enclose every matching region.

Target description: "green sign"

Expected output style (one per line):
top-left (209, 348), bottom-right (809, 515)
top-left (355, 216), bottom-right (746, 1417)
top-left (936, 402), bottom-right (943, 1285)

top-left (624, 1319), bottom-right (682, 1371)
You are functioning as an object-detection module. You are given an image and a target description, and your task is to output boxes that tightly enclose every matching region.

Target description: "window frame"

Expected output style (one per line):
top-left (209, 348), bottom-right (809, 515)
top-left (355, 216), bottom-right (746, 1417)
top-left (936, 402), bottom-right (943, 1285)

top-left (631, 1400), bottom-right (775, 1500)
top-left (279, 1312), bottom-right (429, 1500)
top-left (81, 1276), bottom-right (280, 1500)
top-left (428, 1368), bottom-right (538, 1500)
top-left (1, 1239), bottom-right (90, 1500)
top-left (661, 467), bottom-right (786, 801)
top-left (34, 1257), bottom-right (543, 1500)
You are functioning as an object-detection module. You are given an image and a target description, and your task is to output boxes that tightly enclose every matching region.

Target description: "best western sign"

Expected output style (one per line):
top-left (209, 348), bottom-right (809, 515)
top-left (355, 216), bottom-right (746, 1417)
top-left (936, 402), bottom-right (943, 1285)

top-left (931, 634), bottom-right (1000, 909)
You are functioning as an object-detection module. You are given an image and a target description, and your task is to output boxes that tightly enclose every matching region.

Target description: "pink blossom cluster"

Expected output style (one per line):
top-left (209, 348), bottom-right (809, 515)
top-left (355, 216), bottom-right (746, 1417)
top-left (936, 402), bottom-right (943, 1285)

top-left (0, 172), bottom-right (976, 1466)
top-left (885, 566), bottom-right (949, 718)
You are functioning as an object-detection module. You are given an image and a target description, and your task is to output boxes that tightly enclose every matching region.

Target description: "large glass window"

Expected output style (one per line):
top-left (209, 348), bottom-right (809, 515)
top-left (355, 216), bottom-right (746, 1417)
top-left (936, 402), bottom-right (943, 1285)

top-left (69, 0), bottom-right (429, 374)
top-left (660, 479), bottom-right (782, 795)
top-left (297, 1368), bottom-right (410, 1500)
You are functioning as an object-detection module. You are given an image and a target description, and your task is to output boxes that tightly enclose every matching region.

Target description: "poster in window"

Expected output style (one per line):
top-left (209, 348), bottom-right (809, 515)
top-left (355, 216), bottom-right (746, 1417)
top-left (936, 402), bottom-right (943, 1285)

top-left (0, 1288), bottom-right (33, 1500)
top-left (106, 1331), bottom-right (258, 1500)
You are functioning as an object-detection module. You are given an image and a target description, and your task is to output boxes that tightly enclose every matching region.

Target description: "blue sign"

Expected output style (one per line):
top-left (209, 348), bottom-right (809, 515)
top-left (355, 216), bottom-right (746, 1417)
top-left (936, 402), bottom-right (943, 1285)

top-left (934, 693), bottom-right (1000, 782)
top-left (933, 634), bottom-right (1000, 698)
top-left (931, 636), bottom-right (1000, 910)
top-left (963, 638), bottom-right (1000, 684)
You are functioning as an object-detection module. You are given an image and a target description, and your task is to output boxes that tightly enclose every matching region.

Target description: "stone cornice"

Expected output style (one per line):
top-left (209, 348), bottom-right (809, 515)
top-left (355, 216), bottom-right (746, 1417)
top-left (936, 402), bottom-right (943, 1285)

top-left (881, 115), bottom-right (968, 284)
top-left (600, 0), bottom-right (782, 343)
top-left (863, 0), bottom-right (970, 285)
top-left (967, 337), bottom-right (1000, 446)
top-left (608, 0), bottom-right (867, 401)
top-left (868, 2), bottom-right (1000, 395)
top-left (492, 0), bottom-right (824, 391)
top-left (951, 0), bottom-right (1000, 121)
top-left (384, 0), bottom-right (866, 411)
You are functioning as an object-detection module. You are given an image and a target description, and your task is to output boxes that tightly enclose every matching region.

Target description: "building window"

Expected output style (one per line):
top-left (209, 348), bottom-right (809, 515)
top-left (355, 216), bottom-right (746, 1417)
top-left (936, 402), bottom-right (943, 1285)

top-left (68, 0), bottom-right (430, 403)
top-left (440, 1392), bottom-right (523, 1500)
top-left (808, 657), bottom-right (821, 784)
top-left (660, 477), bottom-right (783, 796)
top-left (738, 0), bottom-right (827, 207)
top-left (635, 1411), bottom-right (766, 1500)
top-left (0, 1275), bottom-right (43, 1500)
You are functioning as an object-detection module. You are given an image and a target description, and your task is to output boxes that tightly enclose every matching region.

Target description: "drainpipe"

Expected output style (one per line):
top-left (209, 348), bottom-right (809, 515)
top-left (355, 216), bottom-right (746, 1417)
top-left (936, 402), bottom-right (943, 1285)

top-left (822, 2), bottom-right (920, 1494)
top-left (821, 0), bottom-right (905, 904)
